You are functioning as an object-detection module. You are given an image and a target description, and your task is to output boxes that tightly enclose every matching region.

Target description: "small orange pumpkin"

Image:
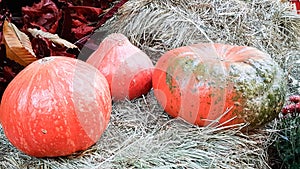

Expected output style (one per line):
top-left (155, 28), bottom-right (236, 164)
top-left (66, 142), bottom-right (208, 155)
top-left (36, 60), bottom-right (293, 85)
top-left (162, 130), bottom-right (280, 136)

top-left (152, 43), bottom-right (286, 128)
top-left (0, 56), bottom-right (111, 157)
top-left (86, 33), bottom-right (154, 101)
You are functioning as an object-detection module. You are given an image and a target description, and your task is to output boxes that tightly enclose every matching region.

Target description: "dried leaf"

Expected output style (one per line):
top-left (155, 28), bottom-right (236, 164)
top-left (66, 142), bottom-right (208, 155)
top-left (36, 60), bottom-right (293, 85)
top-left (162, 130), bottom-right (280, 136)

top-left (2, 20), bottom-right (37, 66)
top-left (22, 0), bottom-right (61, 33)
top-left (28, 28), bottom-right (78, 49)
top-left (31, 36), bottom-right (51, 59)
top-left (30, 36), bottom-right (78, 59)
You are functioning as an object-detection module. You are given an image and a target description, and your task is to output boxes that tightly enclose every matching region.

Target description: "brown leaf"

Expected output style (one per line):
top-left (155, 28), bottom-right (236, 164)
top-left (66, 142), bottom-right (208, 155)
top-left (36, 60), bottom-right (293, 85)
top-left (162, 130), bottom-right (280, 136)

top-left (28, 28), bottom-right (78, 49)
top-left (2, 20), bottom-right (37, 66)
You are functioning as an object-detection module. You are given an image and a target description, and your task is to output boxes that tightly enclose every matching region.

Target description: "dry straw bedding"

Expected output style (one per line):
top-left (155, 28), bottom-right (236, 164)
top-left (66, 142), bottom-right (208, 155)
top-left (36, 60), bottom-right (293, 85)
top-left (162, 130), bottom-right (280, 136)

top-left (0, 94), bottom-right (272, 169)
top-left (0, 0), bottom-right (299, 168)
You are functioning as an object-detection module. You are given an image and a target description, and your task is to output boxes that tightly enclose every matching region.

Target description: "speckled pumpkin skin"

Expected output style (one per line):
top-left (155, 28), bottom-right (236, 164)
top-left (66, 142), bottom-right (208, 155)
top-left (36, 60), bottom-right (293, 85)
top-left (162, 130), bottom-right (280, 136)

top-left (153, 43), bottom-right (286, 128)
top-left (0, 56), bottom-right (112, 157)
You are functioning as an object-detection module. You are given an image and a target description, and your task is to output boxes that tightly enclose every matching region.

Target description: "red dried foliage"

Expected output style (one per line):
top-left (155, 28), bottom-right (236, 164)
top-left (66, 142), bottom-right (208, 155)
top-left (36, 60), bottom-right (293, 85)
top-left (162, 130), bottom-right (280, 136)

top-left (65, 5), bottom-right (103, 41)
top-left (74, 0), bottom-right (128, 49)
top-left (31, 36), bottom-right (78, 59)
top-left (22, 0), bottom-right (61, 33)
top-left (58, 0), bottom-right (113, 9)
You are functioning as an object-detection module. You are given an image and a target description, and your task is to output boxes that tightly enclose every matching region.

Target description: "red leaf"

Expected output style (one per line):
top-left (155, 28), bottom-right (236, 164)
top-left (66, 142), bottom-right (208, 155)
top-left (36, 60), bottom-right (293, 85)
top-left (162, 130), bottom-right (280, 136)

top-left (68, 6), bottom-right (103, 21)
top-left (31, 36), bottom-right (51, 59)
top-left (60, 4), bottom-right (103, 42)
top-left (31, 35), bottom-right (77, 59)
top-left (22, 0), bottom-right (62, 33)
top-left (80, 0), bottom-right (113, 9)
top-left (60, 6), bottom-right (74, 42)
top-left (74, 0), bottom-right (127, 48)
top-left (72, 24), bottom-right (94, 40)
top-left (72, 19), bottom-right (83, 27)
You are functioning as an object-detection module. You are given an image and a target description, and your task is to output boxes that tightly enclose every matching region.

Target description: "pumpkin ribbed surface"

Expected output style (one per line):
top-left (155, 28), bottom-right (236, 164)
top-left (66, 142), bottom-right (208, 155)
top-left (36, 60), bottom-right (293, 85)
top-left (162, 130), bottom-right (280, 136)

top-left (153, 43), bottom-right (286, 128)
top-left (0, 56), bottom-right (111, 157)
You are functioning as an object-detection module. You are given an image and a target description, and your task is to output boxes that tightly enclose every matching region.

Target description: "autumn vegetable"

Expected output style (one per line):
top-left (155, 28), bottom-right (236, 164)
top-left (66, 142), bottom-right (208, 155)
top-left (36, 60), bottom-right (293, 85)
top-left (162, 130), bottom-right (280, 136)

top-left (0, 56), bottom-right (111, 157)
top-left (86, 33), bottom-right (154, 101)
top-left (152, 43), bottom-right (286, 128)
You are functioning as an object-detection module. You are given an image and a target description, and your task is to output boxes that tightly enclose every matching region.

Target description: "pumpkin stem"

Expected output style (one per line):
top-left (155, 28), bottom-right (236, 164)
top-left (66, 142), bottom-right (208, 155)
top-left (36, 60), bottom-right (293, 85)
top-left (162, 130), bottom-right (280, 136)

top-left (39, 57), bottom-right (55, 64)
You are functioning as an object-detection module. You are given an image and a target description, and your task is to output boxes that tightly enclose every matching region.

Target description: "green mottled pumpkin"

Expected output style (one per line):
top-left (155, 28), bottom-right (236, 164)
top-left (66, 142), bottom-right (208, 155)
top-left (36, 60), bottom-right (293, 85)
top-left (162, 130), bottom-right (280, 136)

top-left (152, 43), bottom-right (286, 128)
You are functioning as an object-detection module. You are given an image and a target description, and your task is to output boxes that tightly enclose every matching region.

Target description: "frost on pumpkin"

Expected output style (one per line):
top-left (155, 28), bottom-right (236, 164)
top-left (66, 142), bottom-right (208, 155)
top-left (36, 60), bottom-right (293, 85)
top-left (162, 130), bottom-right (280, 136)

top-left (165, 56), bottom-right (209, 93)
top-left (228, 57), bottom-right (286, 127)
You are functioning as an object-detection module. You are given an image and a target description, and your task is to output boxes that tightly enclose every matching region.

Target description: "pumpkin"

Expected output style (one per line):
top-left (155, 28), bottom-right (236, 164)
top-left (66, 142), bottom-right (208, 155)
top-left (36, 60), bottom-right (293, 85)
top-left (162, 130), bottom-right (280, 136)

top-left (0, 56), bottom-right (111, 157)
top-left (152, 43), bottom-right (286, 128)
top-left (86, 33), bottom-right (154, 101)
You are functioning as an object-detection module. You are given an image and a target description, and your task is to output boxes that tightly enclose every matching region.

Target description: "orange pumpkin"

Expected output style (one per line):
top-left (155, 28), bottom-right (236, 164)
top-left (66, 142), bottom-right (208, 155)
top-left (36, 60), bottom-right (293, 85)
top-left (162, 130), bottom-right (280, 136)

top-left (152, 43), bottom-right (286, 128)
top-left (0, 56), bottom-right (111, 157)
top-left (86, 33), bottom-right (153, 101)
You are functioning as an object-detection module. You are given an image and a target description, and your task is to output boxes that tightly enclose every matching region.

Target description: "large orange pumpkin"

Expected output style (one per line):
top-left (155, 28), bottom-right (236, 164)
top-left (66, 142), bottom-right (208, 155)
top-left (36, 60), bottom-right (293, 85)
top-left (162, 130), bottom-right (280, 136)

top-left (86, 33), bottom-right (154, 101)
top-left (153, 43), bottom-right (286, 128)
top-left (0, 56), bottom-right (111, 157)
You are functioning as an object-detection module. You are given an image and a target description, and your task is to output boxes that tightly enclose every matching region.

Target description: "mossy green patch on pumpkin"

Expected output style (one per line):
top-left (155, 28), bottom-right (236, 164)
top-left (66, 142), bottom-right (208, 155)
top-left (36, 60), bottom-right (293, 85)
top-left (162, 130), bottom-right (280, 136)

top-left (165, 56), bottom-right (199, 91)
top-left (230, 59), bottom-right (287, 128)
top-left (165, 56), bottom-right (224, 92)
